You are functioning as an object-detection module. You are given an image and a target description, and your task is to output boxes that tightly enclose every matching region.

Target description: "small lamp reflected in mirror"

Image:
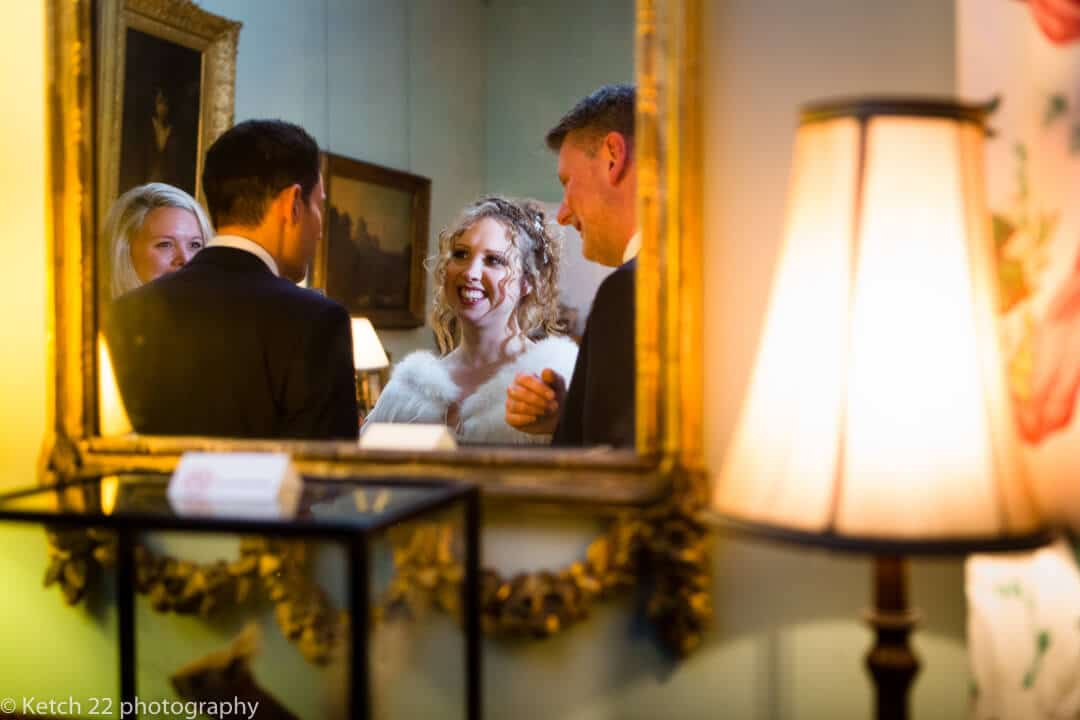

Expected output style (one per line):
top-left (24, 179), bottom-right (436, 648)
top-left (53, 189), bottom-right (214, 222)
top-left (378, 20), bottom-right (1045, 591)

top-left (350, 317), bottom-right (389, 420)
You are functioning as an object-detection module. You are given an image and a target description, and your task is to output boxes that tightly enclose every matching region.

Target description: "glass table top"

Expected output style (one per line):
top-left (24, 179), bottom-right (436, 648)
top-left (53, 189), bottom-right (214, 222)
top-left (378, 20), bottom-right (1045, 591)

top-left (0, 473), bottom-right (467, 533)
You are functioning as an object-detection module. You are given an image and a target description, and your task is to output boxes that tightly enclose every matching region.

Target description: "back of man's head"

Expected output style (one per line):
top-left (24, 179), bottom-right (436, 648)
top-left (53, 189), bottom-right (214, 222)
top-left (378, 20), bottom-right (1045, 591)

top-left (545, 83), bottom-right (635, 155)
top-left (202, 119), bottom-right (320, 229)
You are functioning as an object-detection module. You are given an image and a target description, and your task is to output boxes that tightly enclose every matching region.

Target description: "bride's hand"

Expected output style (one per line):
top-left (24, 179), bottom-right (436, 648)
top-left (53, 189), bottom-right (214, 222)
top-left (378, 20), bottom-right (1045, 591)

top-left (505, 368), bottom-right (565, 435)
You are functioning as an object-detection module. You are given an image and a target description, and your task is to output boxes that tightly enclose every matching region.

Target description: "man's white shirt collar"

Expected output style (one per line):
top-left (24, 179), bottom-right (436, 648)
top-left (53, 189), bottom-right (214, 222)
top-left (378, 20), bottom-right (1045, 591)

top-left (207, 235), bottom-right (280, 277)
top-left (622, 231), bottom-right (641, 264)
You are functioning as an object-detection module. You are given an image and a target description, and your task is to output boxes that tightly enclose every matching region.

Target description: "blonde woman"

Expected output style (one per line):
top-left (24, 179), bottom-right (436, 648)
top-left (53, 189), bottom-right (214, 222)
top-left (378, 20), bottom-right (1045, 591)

top-left (104, 182), bottom-right (214, 298)
top-left (364, 196), bottom-right (577, 444)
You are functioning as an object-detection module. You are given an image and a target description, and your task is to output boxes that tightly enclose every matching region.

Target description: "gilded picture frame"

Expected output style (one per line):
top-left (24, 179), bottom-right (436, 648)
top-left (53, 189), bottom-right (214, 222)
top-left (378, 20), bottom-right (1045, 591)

top-left (310, 152), bottom-right (431, 329)
top-left (44, 0), bottom-right (708, 652)
top-left (96, 0), bottom-right (241, 238)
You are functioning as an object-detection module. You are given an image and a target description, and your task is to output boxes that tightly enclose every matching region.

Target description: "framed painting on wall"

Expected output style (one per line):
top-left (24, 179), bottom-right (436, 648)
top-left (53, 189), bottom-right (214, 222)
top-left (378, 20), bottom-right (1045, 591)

top-left (311, 152), bottom-right (431, 329)
top-left (97, 0), bottom-right (241, 225)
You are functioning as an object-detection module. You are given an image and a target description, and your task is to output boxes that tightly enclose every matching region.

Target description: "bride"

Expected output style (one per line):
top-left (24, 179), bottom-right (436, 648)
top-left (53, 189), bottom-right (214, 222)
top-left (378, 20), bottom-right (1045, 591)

top-left (363, 196), bottom-right (577, 444)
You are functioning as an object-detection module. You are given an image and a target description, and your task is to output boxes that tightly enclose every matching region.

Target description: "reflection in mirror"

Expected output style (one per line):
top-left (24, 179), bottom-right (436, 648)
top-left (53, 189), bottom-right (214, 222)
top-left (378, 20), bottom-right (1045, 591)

top-left (97, 0), bottom-right (635, 451)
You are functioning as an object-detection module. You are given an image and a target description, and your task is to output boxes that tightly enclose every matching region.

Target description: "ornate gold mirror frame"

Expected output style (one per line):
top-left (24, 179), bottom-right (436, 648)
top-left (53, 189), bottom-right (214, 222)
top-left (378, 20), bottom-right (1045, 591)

top-left (43, 0), bottom-right (708, 654)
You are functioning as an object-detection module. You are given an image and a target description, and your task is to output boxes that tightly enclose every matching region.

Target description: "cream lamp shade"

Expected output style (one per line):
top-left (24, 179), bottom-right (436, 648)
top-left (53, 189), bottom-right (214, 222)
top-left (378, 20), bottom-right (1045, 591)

top-left (350, 317), bottom-right (389, 371)
top-left (714, 98), bottom-right (1047, 553)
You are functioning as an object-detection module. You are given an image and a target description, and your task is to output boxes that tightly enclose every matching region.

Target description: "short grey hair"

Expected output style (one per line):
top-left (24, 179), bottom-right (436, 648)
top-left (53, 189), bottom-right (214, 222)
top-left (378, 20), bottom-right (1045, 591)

top-left (104, 183), bottom-right (214, 298)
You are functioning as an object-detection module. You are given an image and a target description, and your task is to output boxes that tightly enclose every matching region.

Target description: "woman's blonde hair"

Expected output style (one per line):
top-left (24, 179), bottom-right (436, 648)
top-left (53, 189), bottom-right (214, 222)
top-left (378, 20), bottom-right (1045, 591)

top-left (430, 196), bottom-right (564, 354)
top-left (104, 182), bottom-right (214, 298)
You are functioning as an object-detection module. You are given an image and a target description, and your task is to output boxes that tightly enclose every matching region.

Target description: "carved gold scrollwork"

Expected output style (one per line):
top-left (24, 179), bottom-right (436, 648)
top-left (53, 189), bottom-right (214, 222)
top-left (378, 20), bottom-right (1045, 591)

top-left (253, 539), bottom-right (346, 665)
top-left (43, 527), bottom-right (112, 605)
top-left (379, 522), bottom-right (464, 623)
top-left (479, 517), bottom-right (640, 638)
top-left (374, 483), bottom-right (710, 656)
top-left (43, 532), bottom-right (344, 665)
top-left (639, 470), bottom-right (711, 656)
top-left (44, 478), bottom-right (711, 660)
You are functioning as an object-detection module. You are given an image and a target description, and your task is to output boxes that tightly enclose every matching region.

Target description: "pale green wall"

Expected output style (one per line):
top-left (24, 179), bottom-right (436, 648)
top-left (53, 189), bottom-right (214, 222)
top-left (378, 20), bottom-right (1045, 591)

top-left (0, 525), bottom-right (119, 715)
top-left (482, 0), bottom-right (634, 202)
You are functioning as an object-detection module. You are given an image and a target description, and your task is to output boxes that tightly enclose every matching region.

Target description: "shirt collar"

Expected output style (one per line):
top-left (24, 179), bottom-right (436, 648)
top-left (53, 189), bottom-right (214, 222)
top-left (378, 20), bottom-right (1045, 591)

top-left (622, 231), bottom-right (642, 264)
top-left (207, 235), bottom-right (280, 277)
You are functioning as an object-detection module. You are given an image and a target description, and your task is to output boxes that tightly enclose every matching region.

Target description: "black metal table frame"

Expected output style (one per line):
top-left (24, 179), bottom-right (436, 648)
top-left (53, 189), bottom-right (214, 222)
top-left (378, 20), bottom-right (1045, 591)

top-left (0, 477), bottom-right (482, 720)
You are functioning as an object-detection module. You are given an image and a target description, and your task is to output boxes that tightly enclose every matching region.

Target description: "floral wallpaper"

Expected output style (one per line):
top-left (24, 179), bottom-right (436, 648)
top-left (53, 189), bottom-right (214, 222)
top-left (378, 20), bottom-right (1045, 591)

top-left (962, 3), bottom-right (1080, 718)
top-left (961, 0), bottom-right (1080, 510)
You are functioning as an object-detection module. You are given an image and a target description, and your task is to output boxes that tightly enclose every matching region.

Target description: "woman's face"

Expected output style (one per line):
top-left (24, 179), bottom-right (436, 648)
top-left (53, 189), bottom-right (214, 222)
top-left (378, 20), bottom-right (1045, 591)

top-left (444, 217), bottom-right (524, 333)
top-left (130, 207), bottom-right (204, 284)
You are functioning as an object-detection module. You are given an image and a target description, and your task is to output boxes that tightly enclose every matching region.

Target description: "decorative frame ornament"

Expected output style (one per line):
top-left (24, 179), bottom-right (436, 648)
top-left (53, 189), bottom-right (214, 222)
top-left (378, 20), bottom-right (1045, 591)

top-left (43, 0), bottom-right (709, 655)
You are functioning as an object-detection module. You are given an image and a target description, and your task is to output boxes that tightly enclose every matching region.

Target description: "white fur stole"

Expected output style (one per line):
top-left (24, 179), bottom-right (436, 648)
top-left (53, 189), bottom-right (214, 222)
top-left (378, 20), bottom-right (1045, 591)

top-left (363, 336), bottom-right (579, 445)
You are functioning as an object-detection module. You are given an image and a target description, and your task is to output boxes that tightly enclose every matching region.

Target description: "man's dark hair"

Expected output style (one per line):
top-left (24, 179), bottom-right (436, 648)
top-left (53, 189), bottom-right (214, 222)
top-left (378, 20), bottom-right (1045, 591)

top-left (545, 83), bottom-right (635, 154)
top-left (202, 119), bottom-right (321, 228)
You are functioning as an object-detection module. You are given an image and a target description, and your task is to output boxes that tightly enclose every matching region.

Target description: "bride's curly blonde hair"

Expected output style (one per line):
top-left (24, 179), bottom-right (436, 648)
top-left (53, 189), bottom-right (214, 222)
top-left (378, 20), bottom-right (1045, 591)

top-left (429, 196), bottom-right (564, 355)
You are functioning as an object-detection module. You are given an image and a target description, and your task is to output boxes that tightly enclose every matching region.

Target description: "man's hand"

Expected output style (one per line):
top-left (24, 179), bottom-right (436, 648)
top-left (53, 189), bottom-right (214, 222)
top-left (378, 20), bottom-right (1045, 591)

top-left (1015, 266), bottom-right (1080, 444)
top-left (505, 368), bottom-right (566, 435)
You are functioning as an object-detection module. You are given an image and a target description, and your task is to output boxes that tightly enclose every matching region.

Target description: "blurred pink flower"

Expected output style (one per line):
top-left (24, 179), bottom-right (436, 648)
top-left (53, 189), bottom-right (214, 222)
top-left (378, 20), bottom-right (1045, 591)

top-left (1022, 0), bottom-right (1080, 45)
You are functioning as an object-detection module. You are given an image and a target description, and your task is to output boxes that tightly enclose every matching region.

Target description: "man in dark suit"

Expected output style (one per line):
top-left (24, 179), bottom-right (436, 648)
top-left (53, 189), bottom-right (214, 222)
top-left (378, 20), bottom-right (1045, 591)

top-left (106, 119), bottom-right (358, 439)
top-left (505, 84), bottom-right (638, 447)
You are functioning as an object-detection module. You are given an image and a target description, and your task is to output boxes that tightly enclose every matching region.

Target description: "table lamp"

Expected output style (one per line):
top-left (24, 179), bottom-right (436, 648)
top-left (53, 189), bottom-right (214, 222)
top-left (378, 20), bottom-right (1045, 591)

top-left (350, 317), bottom-right (389, 418)
top-left (712, 97), bottom-right (1051, 720)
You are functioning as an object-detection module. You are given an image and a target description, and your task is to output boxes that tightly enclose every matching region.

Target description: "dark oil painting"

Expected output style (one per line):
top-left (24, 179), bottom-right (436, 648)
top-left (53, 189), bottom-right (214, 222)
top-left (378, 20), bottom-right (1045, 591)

top-left (118, 28), bottom-right (202, 196)
top-left (321, 155), bottom-right (430, 328)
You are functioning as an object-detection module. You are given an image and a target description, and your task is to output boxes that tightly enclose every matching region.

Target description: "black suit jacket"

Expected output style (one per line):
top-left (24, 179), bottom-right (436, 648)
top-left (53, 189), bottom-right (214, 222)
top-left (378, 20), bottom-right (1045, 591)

top-left (105, 246), bottom-right (358, 440)
top-left (553, 259), bottom-right (635, 448)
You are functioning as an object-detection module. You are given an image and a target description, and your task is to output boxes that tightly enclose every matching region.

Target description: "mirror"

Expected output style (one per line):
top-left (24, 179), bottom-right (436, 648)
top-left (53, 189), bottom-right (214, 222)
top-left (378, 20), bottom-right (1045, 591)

top-left (45, 0), bottom-right (706, 654)
top-left (47, 0), bottom-right (702, 503)
top-left (94, 0), bottom-right (644, 452)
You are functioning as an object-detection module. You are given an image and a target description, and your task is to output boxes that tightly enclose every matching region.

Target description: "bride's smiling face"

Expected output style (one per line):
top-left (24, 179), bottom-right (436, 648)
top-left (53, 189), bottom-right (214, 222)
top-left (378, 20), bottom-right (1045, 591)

top-left (445, 217), bottom-right (524, 333)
